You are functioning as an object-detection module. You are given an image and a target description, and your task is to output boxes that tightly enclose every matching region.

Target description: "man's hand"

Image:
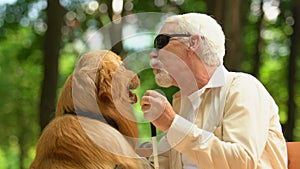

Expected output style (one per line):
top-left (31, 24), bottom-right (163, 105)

top-left (140, 90), bottom-right (176, 131)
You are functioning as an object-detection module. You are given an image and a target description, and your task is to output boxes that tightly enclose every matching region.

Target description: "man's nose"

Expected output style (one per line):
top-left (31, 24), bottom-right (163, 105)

top-left (150, 50), bottom-right (158, 59)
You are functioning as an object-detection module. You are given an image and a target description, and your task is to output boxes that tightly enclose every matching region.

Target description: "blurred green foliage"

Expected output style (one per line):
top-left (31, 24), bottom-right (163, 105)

top-left (0, 0), bottom-right (299, 168)
top-left (0, 26), bottom-right (41, 168)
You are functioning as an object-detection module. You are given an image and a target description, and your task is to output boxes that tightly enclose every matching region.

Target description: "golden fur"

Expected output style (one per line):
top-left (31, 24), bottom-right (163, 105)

top-left (56, 50), bottom-right (139, 138)
top-left (30, 50), bottom-right (150, 169)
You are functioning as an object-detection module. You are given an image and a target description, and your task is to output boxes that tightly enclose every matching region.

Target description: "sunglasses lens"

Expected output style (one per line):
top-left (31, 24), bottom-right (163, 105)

top-left (154, 35), bottom-right (170, 49)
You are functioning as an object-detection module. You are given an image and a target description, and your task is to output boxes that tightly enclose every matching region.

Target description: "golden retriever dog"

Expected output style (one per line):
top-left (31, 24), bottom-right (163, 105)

top-left (30, 50), bottom-right (151, 169)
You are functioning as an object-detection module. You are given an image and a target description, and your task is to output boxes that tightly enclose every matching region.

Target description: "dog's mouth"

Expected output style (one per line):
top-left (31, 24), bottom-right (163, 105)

top-left (129, 90), bottom-right (138, 104)
top-left (128, 78), bottom-right (140, 104)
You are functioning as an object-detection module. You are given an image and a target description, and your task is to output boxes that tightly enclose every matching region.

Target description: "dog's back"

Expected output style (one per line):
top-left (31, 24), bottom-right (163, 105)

top-left (30, 115), bottom-right (148, 169)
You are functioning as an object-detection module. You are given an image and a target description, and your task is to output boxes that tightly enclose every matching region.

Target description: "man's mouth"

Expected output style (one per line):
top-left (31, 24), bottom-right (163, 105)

top-left (153, 69), bottom-right (161, 74)
top-left (150, 63), bottom-right (161, 70)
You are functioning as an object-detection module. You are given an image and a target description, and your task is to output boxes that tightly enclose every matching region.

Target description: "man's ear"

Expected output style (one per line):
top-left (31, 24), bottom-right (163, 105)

top-left (189, 34), bottom-right (201, 52)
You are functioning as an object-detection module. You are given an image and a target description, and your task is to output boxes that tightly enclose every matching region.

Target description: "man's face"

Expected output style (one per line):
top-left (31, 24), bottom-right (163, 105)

top-left (150, 26), bottom-right (175, 87)
top-left (150, 22), bottom-right (194, 88)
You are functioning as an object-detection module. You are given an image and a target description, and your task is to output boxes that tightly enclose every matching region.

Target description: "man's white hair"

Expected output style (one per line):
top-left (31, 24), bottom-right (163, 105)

top-left (165, 13), bottom-right (225, 66)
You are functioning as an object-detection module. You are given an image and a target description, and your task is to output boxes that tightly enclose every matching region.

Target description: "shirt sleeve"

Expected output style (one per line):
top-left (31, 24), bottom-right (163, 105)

top-left (166, 73), bottom-right (285, 169)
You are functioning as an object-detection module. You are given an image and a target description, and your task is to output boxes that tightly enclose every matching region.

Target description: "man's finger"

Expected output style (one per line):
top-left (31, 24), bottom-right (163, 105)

top-left (140, 95), bottom-right (151, 106)
top-left (141, 96), bottom-right (164, 107)
top-left (145, 90), bottom-right (164, 98)
top-left (143, 90), bottom-right (152, 96)
top-left (141, 104), bottom-right (151, 112)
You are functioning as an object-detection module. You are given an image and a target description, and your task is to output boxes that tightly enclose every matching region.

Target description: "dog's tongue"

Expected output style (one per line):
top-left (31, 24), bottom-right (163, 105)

top-left (129, 91), bottom-right (138, 104)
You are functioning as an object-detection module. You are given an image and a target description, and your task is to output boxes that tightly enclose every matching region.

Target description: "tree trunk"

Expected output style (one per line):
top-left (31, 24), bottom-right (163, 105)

top-left (252, 1), bottom-right (264, 78)
top-left (105, 0), bottom-right (125, 57)
top-left (206, 0), bottom-right (248, 71)
top-left (109, 21), bottom-right (124, 56)
top-left (206, 0), bottom-right (224, 22)
top-left (284, 0), bottom-right (300, 141)
top-left (39, 0), bottom-right (66, 131)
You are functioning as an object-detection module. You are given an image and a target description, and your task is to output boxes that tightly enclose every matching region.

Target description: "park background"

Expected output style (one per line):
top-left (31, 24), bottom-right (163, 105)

top-left (0, 0), bottom-right (299, 168)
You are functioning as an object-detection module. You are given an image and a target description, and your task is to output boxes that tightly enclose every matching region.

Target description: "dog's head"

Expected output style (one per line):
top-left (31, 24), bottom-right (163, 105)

top-left (95, 50), bottom-right (139, 106)
top-left (56, 50), bottom-right (140, 139)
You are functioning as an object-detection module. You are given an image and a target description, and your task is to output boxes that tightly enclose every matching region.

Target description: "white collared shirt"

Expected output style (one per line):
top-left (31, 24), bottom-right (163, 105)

top-left (163, 65), bottom-right (287, 169)
top-left (168, 65), bottom-right (226, 168)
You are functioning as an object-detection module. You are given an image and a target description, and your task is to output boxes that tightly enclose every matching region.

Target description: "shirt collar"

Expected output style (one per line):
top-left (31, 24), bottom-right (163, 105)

top-left (173, 65), bottom-right (228, 101)
top-left (187, 65), bottom-right (227, 110)
top-left (205, 65), bottom-right (226, 88)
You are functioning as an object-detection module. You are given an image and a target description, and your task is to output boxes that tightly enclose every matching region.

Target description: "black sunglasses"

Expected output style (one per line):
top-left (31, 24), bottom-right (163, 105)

top-left (154, 34), bottom-right (192, 49)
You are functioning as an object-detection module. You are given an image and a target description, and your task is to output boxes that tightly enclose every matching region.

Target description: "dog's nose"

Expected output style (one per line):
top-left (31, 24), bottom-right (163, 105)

top-left (137, 74), bottom-right (140, 79)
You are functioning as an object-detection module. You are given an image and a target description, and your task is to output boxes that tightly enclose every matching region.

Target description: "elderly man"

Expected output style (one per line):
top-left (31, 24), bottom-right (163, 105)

top-left (141, 13), bottom-right (287, 169)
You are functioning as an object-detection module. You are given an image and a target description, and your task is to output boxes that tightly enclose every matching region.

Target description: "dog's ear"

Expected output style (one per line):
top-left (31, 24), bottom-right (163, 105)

top-left (96, 61), bottom-right (116, 103)
top-left (56, 75), bottom-right (75, 116)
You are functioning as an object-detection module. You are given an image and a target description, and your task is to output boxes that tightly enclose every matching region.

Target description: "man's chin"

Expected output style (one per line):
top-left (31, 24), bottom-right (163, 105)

top-left (155, 78), bottom-right (173, 88)
top-left (154, 69), bottom-right (174, 88)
